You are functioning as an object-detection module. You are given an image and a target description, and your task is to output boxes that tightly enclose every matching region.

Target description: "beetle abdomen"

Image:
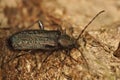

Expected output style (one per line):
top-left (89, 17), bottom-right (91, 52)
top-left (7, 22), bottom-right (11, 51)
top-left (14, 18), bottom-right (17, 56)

top-left (9, 30), bottom-right (61, 50)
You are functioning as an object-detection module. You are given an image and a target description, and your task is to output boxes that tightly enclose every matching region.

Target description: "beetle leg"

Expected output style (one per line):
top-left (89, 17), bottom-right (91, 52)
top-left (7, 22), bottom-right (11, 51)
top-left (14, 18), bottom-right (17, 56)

top-left (38, 20), bottom-right (44, 30)
top-left (5, 51), bottom-right (30, 64)
top-left (56, 24), bottom-right (67, 34)
top-left (61, 53), bottom-right (67, 62)
top-left (42, 52), bottom-right (53, 63)
top-left (40, 51), bottom-right (54, 70)
top-left (65, 50), bottom-right (78, 63)
top-left (5, 52), bottom-right (20, 64)
top-left (68, 27), bottom-right (74, 37)
top-left (63, 29), bottom-right (66, 34)
top-left (76, 48), bottom-right (89, 70)
top-left (26, 20), bottom-right (44, 30)
top-left (41, 52), bottom-right (53, 65)
top-left (57, 25), bottom-right (63, 33)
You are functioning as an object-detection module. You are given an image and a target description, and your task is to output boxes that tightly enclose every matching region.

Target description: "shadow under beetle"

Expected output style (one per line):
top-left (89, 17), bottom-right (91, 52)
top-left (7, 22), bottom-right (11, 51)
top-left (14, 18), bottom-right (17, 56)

top-left (113, 42), bottom-right (120, 58)
top-left (8, 10), bottom-right (105, 69)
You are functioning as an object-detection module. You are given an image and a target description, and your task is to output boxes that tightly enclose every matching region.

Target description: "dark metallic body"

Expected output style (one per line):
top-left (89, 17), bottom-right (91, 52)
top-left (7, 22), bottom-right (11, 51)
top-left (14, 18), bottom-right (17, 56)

top-left (8, 11), bottom-right (104, 52)
top-left (9, 30), bottom-right (60, 50)
top-left (9, 29), bottom-right (76, 51)
top-left (7, 11), bottom-right (104, 70)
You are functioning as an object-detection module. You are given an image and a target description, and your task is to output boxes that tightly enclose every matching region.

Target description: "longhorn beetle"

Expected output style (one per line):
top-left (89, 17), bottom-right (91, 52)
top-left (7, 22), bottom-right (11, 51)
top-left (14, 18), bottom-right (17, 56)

top-left (8, 10), bottom-right (105, 69)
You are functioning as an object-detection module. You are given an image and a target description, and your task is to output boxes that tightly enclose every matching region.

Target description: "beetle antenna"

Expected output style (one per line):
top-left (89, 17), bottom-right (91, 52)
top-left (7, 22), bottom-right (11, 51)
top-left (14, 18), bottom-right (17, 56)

top-left (76, 10), bottom-right (105, 40)
top-left (76, 48), bottom-right (89, 70)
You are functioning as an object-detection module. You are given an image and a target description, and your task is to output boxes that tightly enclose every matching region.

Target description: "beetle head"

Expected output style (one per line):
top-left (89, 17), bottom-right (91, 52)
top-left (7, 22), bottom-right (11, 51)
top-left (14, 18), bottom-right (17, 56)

top-left (58, 34), bottom-right (79, 49)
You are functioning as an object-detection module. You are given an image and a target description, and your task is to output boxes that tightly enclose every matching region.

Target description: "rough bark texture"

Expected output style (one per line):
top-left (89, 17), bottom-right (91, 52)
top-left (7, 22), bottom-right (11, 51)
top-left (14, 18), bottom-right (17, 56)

top-left (0, 0), bottom-right (120, 80)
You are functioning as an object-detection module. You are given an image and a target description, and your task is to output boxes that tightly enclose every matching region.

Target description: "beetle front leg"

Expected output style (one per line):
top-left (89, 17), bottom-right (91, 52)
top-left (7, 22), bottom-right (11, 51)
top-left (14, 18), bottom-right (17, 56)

top-left (65, 50), bottom-right (78, 63)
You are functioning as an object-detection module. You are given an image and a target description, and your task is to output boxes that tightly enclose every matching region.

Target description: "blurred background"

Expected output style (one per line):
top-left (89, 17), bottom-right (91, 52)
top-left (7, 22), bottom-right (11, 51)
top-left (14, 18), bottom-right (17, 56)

top-left (0, 0), bottom-right (120, 80)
